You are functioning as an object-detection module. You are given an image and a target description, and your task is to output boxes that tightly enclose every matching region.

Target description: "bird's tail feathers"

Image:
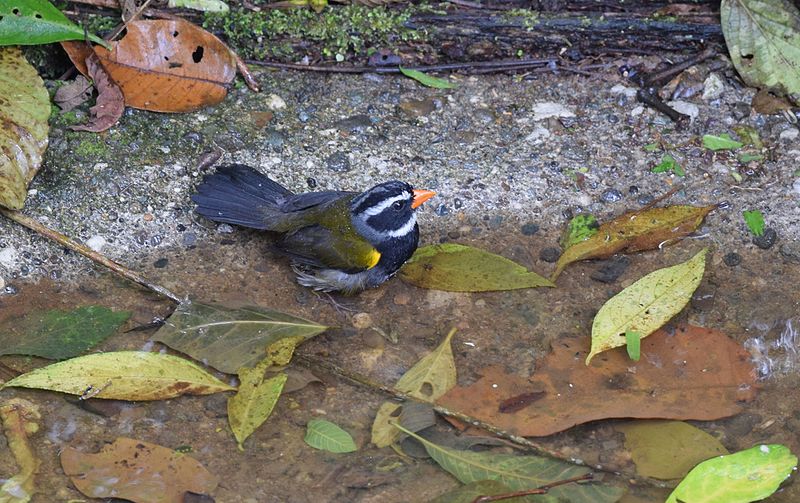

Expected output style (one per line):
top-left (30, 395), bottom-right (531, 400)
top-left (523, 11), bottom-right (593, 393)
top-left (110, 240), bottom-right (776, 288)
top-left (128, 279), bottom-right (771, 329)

top-left (192, 164), bottom-right (292, 229)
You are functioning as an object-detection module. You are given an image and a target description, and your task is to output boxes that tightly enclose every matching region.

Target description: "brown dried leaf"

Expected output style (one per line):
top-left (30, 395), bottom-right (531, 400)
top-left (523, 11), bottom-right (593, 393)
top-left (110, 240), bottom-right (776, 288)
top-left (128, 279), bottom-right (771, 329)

top-left (61, 437), bottom-right (218, 503)
top-left (438, 326), bottom-right (757, 437)
top-left (0, 399), bottom-right (41, 502)
top-left (751, 89), bottom-right (793, 114)
top-left (551, 205), bottom-right (715, 281)
top-left (70, 53), bottom-right (125, 133)
top-left (54, 75), bottom-right (92, 112)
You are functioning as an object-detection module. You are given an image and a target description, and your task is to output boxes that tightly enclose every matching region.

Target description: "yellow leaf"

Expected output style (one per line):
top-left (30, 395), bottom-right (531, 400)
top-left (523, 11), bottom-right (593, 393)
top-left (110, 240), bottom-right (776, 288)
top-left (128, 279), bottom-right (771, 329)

top-left (1, 352), bottom-right (235, 400)
top-left (228, 371), bottom-right (287, 450)
top-left (0, 399), bottom-right (41, 503)
top-left (587, 249), bottom-right (707, 364)
top-left (371, 328), bottom-right (457, 448)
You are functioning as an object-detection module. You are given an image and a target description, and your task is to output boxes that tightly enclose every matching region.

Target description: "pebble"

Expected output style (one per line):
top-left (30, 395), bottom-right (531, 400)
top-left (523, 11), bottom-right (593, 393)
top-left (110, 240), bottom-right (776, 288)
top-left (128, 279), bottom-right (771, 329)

top-left (325, 152), bottom-right (351, 172)
top-left (539, 247), bottom-right (560, 263)
top-left (0, 276), bottom-right (4, 290)
top-left (520, 222), bottom-right (539, 236)
top-left (266, 94), bottom-right (286, 111)
top-left (723, 252), bottom-right (742, 267)
top-left (667, 100), bottom-right (699, 121)
top-left (393, 293), bottom-right (410, 305)
top-left (779, 242), bottom-right (800, 264)
top-left (85, 235), bottom-right (106, 252)
top-left (435, 204), bottom-right (450, 216)
top-left (182, 232), bottom-right (197, 247)
top-left (487, 215), bottom-right (503, 229)
top-left (263, 129), bottom-right (286, 151)
top-left (590, 256), bottom-right (630, 283)
top-left (153, 258), bottom-right (168, 269)
top-left (753, 228), bottom-right (778, 249)
top-left (398, 98), bottom-right (436, 118)
top-left (0, 247), bottom-right (18, 269)
top-left (702, 73), bottom-right (725, 101)
top-left (609, 84), bottom-right (637, 98)
top-left (780, 128), bottom-right (800, 141)
top-left (351, 312), bottom-right (373, 329)
top-left (600, 189), bottom-right (623, 203)
top-left (524, 126), bottom-right (551, 143)
top-left (334, 114), bottom-right (372, 134)
top-left (731, 102), bottom-right (751, 120)
top-left (531, 102), bottom-right (575, 120)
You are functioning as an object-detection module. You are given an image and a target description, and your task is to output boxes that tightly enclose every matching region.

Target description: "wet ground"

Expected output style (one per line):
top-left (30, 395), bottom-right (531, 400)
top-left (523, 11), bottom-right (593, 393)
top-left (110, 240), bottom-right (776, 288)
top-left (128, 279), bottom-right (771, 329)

top-left (1, 56), bottom-right (800, 502)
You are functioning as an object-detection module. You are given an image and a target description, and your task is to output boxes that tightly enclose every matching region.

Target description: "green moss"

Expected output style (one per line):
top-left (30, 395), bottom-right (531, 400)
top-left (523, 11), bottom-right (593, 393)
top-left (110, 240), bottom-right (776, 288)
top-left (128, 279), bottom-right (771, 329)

top-left (82, 14), bottom-right (120, 37)
top-left (73, 136), bottom-right (109, 158)
top-left (203, 5), bottom-right (424, 61)
top-left (503, 8), bottom-right (539, 31)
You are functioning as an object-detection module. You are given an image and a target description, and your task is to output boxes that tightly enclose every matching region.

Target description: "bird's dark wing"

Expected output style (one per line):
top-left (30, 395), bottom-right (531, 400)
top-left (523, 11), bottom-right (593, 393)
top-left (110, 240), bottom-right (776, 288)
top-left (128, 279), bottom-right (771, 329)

top-left (278, 225), bottom-right (381, 273)
top-left (279, 191), bottom-right (358, 212)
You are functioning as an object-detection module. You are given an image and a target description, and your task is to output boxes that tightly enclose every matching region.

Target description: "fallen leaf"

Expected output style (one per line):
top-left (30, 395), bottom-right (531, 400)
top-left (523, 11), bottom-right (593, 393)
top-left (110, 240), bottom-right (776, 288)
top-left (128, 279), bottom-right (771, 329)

top-left (400, 244), bottom-right (554, 292)
top-left (0, 0), bottom-right (106, 46)
top-left (282, 367), bottom-right (322, 393)
top-left (371, 328), bottom-right (457, 448)
top-left (616, 420), bottom-right (728, 480)
top-left (1, 351), bottom-right (235, 400)
top-left (305, 419), bottom-right (358, 453)
top-left (394, 423), bottom-right (624, 503)
top-left (61, 437), bottom-right (219, 503)
top-left (438, 326), bottom-right (757, 437)
top-left (0, 305), bottom-right (130, 360)
top-left (70, 52), bottom-right (125, 132)
top-left (721, 0), bottom-right (800, 105)
top-left (743, 210), bottom-right (766, 237)
top-left (666, 444), bottom-right (797, 503)
top-left (53, 75), bottom-right (93, 112)
top-left (0, 399), bottom-right (41, 503)
top-left (587, 249), bottom-right (707, 364)
top-left (702, 133), bottom-right (744, 151)
top-left (227, 369), bottom-right (286, 450)
top-left (152, 302), bottom-right (327, 374)
top-left (551, 205), bottom-right (714, 281)
top-left (65, 19), bottom-right (237, 112)
top-left (399, 67), bottom-right (457, 89)
top-left (0, 47), bottom-right (50, 210)
top-left (751, 89), bottom-right (793, 114)
top-left (559, 214), bottom-right (599, 249)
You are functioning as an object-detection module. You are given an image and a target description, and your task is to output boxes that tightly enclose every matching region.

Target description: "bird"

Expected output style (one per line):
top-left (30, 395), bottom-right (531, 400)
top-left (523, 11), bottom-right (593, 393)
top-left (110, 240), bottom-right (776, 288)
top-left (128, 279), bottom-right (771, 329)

top-left (191, 164), bottom-right (435, 294)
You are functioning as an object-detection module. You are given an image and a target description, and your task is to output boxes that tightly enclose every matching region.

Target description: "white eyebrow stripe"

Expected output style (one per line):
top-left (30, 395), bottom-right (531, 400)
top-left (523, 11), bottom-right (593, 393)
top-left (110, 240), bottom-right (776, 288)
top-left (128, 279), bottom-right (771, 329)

top-left (362, 192), bottom-right (410, 216)
top-left (385, 213), bottom-right (417, 238)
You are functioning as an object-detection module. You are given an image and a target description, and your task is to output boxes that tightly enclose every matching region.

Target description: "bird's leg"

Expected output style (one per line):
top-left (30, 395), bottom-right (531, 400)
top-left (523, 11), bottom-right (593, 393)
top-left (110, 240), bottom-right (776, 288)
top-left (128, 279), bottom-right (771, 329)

top-left (313, 291), bottom-right (357, 315)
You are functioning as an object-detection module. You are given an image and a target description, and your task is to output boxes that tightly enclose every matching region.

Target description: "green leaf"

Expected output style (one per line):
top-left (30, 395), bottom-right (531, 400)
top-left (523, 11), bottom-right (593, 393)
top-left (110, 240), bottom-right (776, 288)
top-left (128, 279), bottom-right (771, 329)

top-left (1, 351), bottom-right (235, 400)
top-left (372, 328), bottom-right (457, 448)
top-left (152, 302), bottom-right (327, 374)
top-left (0, 306), bottom-right (130, 360)
top-left (738, 153), bottom-right (764, 163)
top-left (651, 154), bottom-right (684, 176)
top-left (732, 125), bottom-right (763, 149)
top-left (743, 210), bottom-right (765, 236)
top-left (0, 0), bottom-right (107, 47)
top-left (702, 134), bottom-right (744, 151)
top-left (167, 0), bottom-right (229, 12)
top-left (625, 331), bottom-right (640, 361)
top-left (587, 249), bottom-right (707, 364)
top-left (228, 370), bottom-right (286, 450)
top-left (721, 0), bottom-right (800, 105)
top-left (399, 67), bottom-right (457, 89)
top-left (305, 419), bottom-right (357, 453)
top-left (0, 47), bottom-right (49, 210)
top-left (559, 214), bottom-right (599, 249)
top-left (394, 423), bottom-right (624, 503)
top-left (643, 142), bottom-right (660, 152)
top-left (616, 420), bottom-right (728, 480)
top-left (400, 244), bottom-right (554, 292)
top-left (666, 444), bottom-right (797, 503)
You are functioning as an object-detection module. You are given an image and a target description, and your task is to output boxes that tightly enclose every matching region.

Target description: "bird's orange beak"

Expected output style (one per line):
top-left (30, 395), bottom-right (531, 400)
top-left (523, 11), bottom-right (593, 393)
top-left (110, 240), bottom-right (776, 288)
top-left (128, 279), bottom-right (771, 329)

top-left (411, 189), bottom-right (436, 209)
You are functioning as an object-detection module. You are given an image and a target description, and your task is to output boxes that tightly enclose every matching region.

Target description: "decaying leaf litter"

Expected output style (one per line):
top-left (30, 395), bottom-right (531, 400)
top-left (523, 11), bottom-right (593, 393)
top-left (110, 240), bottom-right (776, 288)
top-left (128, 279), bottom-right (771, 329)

top-left (1, 0), bottom-right (800, 503)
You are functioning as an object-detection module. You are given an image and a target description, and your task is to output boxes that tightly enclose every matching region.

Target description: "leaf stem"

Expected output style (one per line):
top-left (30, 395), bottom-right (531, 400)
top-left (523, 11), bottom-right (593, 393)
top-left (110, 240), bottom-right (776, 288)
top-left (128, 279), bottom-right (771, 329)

top-left (472, 473), bottom-right (595, 502)
top-left (0, 209), bottom-right (184, 304)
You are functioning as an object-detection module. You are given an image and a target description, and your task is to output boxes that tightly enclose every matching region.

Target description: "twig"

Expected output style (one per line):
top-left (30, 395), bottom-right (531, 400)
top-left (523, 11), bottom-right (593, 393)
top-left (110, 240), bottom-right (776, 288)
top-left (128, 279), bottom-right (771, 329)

top-left (472, 473), bottom-right (594, 503)
top-left (107, 0), bottom-right (153, 42)
top-left (636, 87), bottom-right (689, 123)
top-left (0, 209), bottom-right (184, 304)
top-left (640, 47), bottom-right (716, 88)
top-left (295, 353), bottom-right (640, 482)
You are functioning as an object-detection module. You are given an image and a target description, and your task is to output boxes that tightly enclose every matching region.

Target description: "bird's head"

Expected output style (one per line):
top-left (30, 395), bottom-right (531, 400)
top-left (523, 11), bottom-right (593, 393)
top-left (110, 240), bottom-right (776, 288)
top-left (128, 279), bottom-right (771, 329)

top-left (350, 181), bottom-right (435, 244)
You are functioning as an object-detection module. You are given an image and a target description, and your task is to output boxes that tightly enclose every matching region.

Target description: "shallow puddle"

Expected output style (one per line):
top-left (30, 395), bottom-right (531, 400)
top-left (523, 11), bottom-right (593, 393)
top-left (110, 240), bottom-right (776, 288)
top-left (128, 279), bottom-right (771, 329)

top-left (1, 225), bottom-right (799, 502)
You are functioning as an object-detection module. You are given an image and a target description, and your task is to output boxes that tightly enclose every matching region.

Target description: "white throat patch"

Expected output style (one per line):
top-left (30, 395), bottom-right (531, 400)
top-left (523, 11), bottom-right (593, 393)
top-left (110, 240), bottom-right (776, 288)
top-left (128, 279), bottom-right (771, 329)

top-left (386, 213), bottom-right (417, 238)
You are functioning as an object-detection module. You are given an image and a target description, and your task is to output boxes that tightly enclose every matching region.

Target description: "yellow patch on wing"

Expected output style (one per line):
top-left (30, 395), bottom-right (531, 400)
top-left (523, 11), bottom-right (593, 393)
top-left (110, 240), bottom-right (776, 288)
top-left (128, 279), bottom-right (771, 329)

top-left (366, 248), bottom-right (381, 269)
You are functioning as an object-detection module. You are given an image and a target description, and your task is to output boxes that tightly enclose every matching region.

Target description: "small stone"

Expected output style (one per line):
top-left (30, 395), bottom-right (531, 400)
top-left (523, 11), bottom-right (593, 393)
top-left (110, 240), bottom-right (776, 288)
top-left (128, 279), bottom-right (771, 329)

top-left (531, 102), bottom-right (575, 120)
top-left (487, 215), bottom-right (503, 229)
top-left (325, 152), bottom-right (351, 173)
top-left (780, 128), bottom-right (799, 141)
top-left (667, 100), bottom-right (699, 121)
top-left (435, 204), bottom-right (450, 216)
top-left (0, 276), bottom-right (4, 290)
top-left (217, 223), bottom-right (234, 234)
top-left (539, 247), bottom-right (560, 263)
top-left (753, 228), bottom-right (778, 249)
top-left (723, 252), bottom-right (742, 267)
top-left (731, 102), bottom-right (751, 120)
top-left (263, 129), bottom-right (286, 151)
top-left (702, 73), bottom-right (725, 101)
top-left (143, 213), bottom-right (154, 222)
top-left (182, 232), bottom-right (197, 247)
top-left (393, 293), bottom-right (410, 305)
top-left (266, 94), bottom-right (286, 111)
top-left (610, 84), bottom-right (638, 98)
top-left (153, 258), bottom-right (169, 269)
top-left (351, 312), bottom-right (373, 329)
top-left (334, 114), bottom-right (373, 133)
top-left (85, 235), bottom-right (106, 252)
top-left (600, 189), bottom-right (623, 203)
top-left (520, 223), bottom-right (539, 236)
top-left (524, 126), bottom-right (551, 143)
top-left (779, 242), bottom-right (800, 264)
top-left (398, 98), bottom-right (436, 118)
top-left (590, 256), bottom-right (630, 283)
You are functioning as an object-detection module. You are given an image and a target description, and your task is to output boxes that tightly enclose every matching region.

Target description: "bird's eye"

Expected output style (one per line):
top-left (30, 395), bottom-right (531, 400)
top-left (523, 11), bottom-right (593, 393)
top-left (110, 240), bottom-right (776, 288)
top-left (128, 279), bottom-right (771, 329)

top-left (392, 201), bottom-right (404, 211)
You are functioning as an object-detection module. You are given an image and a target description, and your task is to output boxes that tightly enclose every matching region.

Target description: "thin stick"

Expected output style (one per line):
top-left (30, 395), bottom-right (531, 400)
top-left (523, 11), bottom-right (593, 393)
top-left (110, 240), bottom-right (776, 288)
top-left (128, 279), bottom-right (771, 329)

top-left (0, 209), bottom-right (184, 304)
top-left (473, 473), bottom-right (594, 503)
